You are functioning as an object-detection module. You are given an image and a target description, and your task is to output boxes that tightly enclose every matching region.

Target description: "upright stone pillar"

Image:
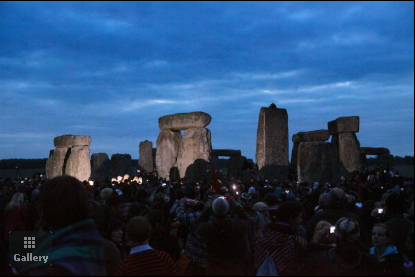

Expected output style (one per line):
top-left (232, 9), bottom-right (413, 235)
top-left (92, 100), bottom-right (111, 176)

top-left (157, 112), bottom-right (212, 181)
top-left (45, 134), bottom-right (91, 181)
top-left (64, 136), bottom-right (92, 182)
top-left (139, 140), bottom-right (154, 173)
top-left (255, 103), bottom-right (289, 181)
top-left (291, 130), bottom-right (329, 179)
top-left (297, 142), bottom-right (340, 184)
top-left (110, 154), bottom-right (132, 178)
top-left (177, 128), bottom-right (212, 181)
top-left (156, 130), bottom-right (182, 180)
top-left (91, 153), bottom-right (110, 180)
top-left (329, 116), bottom-right (361, 176)
top-left (46, 148), bottom-right (70, 179)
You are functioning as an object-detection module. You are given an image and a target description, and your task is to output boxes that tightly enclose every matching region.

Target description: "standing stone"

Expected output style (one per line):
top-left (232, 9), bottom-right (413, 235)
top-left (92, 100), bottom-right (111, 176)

top-left (156, 130), bottom-right (182, 180)
top-left (138, 140), bottom-right (154, 173)
top-left (91, 153), bottom-right (110, 180)
top-left (65, 146), bottom-right (91, 181)
top-left (256, 104), bottom-right (289, 181)
top-left (177, 128), bottom-right (212, 181)
top-left (297, 142), bottom-right (340, 184)
top-left (46, 148), bottom-right (70, 179)
top-left (334, 133), bottom-right (362, 174)
top-left (110, 154), bottom-right (132, 178)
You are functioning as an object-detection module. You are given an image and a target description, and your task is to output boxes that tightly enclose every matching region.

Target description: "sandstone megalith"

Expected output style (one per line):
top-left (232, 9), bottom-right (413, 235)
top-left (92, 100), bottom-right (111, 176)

top-left (159, 112), bottom-right (211, 131)
top-left (139, 140), bottom-right (154, 173)
top-left (256, 103), bottom-right (289, 181)
top-left (329, 117), bottom-right (361, 175)
top-left (156, 130), bottom-right (182, 180)
top-left (297, 142), bottom-right (340, 184)
top-left (91, 153), bottom-right (110, 180)
top-left (177, 128), bottom-right (212, 180)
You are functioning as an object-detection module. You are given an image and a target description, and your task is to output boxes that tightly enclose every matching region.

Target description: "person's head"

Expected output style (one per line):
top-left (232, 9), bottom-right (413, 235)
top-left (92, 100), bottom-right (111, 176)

top-left (334, 217), bottom-right (361, 253)
top-left (318, 193), bottom-right (329, 210)
top-left (264, 192), bottom-right (279, 207)
top-left (100, 188), bottom-right (114, 203)
top-left (328, 188), bottom-right (347, 209)
top-left (212, 197), bottom-right (229, 217)
top-left (372, 223), bottom-right (392, 249)
top-left (127, 216), bottom-right (152, 245)
top-left (240, 193), bottom-right (252, 208)
top-left (312, 220), bottom-right (335, 245)
top-left (107, 217), bottom-right (124, 244)
top-left (253, 202), bottom-right (269, 217)
top-left (275, 201), bottom-right (303, 229)
top-left (39, 176), bottom-right (89, 230)
top-left (5, 192), bottom-right (26, 212)
top-left (106, 194), bottom-right (124, 216)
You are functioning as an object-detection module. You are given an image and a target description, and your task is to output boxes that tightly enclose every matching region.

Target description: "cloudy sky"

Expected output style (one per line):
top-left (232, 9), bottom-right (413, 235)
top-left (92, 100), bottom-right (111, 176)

top-left (0, 1), bottom-right (413, 161)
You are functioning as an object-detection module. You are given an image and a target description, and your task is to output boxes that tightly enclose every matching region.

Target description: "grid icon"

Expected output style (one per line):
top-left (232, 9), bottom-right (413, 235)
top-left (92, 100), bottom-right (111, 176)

top-left (23, 237), bottom-right (36, 249)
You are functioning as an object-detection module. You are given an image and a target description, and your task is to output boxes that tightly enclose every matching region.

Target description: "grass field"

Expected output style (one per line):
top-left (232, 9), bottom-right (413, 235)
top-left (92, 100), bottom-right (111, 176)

top-left (0, 169), bottom-right (45, 179)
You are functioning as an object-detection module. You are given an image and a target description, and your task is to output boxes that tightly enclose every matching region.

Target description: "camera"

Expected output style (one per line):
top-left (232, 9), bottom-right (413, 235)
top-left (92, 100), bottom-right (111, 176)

top-left (330, 226), bottom-right (336, 234)
top-left (378, 208), bottom-right (384, 214)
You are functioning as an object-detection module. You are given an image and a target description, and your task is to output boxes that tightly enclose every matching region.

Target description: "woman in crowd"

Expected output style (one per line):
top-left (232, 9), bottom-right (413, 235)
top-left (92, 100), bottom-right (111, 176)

top-left (370, 223), bottom-right (405, 276)
top-left (3, 192), bottom-right (28, 242)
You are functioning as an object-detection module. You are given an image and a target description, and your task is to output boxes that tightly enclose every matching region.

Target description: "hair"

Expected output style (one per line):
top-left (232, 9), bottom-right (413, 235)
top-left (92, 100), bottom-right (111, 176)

top-left (264, 192), bottom-right (279, 207)
top-left (312, 220), bottom-right (335, 244)
top-left (39, 175), bottom-right (89, 230)
top-left (373, 223), bottom-right (392, 240)
top-left (100, 188), bottom-right (114, 203)
top-left (4, 193), bottom-right (26, 212)
top-left (106, 217), bottom-right (124, 240)
top-left (127, 216), bottom-right (152, 244)
top-left (275, 201), bottom-right (303, 223)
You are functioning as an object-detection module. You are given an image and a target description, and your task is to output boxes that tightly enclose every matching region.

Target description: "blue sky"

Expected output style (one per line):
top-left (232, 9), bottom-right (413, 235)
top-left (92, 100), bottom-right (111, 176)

top-left (0, 1), bottom-right (413, 161)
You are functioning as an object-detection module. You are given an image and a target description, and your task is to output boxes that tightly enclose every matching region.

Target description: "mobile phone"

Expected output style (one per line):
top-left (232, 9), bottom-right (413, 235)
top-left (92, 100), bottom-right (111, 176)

top-left (378, 208), bottom-right (384, 214)
top-left (285, 190), bottom-right (290, 194)
top-left (355, 203), bottom-right (362, 208)
top-left (330, 226), bottom-right (336, 234)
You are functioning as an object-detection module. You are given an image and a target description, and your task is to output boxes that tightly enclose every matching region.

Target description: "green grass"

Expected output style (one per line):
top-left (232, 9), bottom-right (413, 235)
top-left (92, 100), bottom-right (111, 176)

top-left (0, 169), bottom-right (45, 179)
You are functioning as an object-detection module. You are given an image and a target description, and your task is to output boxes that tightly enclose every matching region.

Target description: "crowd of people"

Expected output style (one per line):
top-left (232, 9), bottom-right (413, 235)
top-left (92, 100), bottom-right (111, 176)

top-left (0, 168), bottom-right (413, 276)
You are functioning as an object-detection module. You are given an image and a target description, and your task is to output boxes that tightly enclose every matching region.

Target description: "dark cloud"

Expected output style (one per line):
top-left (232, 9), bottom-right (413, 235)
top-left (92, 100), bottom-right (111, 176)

top-left (0, 1), bottom-right (413, 159)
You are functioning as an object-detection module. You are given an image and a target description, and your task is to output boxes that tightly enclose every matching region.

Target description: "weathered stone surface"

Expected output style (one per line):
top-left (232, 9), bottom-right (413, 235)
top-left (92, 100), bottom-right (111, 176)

top-left (256, 104), bottom-right (289, 181)
top-left (159, 112), bottom-right (212, 131)
top-left (291, 142), bottom-right (300, 176)
top-left (292, 130), bottom-right (329, 143)
top-left (360, 147), bottom-right (390, 156)
top-left (54, 135), bottom-right (91, 147)
top-left (46, 147), bottom-right (70, 179)
top-left (65, 146), bottom-right (91, 182)
top-left (228, 156), bottom-right (247, 178)
top-left (328, 116), bottom-right (359, 135)
top-left (333, 133), bottom-right (362, 174)
top-left (110, 154), bottom-right (132, 178)
top-left (72, 136), bottom-right (92, 146)
top-left (211, 149), bottom-right (242, 157)
top-left (54, 135), bottom-right (75, 148)
top-left (297, 142), bottom-right (340, 184)
top-left (177, 128), bottom-right (212, 180)
top-left (91, 153), bottom-right (110, 179)
top-left (156, 130), bottom-right (182, 180)
top-left (138, 140), bottom-right (154, 173)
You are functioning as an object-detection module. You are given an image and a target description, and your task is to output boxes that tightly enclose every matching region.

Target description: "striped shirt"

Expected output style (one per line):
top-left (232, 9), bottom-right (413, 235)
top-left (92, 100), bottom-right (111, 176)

top-left (116, 246), bottom-right (180, 276)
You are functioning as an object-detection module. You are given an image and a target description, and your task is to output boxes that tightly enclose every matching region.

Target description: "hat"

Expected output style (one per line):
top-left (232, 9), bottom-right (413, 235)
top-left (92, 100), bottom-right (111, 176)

top-left (212, 197), bottom-right (229, 217)
top-left (240, 193), bottom-right (252, 207)
top-left (313, 182), bottom-right (320, 190)
top-left (335, 217), bottom-right (360, 242)
top-left (253, 202), bottom-right (268, 213)
top-left (248, 186), bottom-right (256, 194)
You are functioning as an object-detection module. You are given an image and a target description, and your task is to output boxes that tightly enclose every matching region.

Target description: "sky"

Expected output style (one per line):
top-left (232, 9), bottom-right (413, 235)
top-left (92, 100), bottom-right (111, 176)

top-left (0, 1), bottom-right (413, 161)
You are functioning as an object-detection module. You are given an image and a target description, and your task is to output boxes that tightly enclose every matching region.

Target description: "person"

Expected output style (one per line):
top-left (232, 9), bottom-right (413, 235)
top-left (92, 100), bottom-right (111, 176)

top-left (254, 201), bottom-right (307, 276)
top-left (307, 188), bottom-right (368, 243)
top-left (302, 217), bottom-right (377, 276)
top-left (383, 194), bottom-right (414, 254)
top-left (309, 220), bottom-right (336, 252)
top-left (197, 197), bottom-right (249, 276)
top-left (3, 192), bottom-right (28, 242)
top-left (17, 176), bottom-right (106, 275)
top-left (370, 223), bottom-right (405, 276)
top-left (116, 216), bottom-right (180, 276)
top-left (106, 217), bottom-right (126, 260)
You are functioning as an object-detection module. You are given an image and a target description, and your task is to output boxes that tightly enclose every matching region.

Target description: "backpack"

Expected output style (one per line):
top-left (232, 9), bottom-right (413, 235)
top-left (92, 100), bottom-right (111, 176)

top-left (257, 250), bottom-right (278, 276)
